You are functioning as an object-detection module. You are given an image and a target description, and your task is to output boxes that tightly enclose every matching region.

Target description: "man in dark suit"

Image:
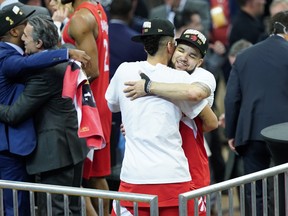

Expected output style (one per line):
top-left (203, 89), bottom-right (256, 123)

top-left (0, 10), bottom-right (90, 216)
top-left (225, 11), bottom-right (288, 216)
top-left (0, 5), bottom-right (89, 216)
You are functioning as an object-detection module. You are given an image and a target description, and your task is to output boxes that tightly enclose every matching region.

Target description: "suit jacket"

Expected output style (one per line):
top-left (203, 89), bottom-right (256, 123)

top-left (0, 42), bottom-right (70, 156)
top-left (0, 61), bottom-right (89, 174)
top-left (225, 35), bottom-right (288, 148)
top-left (109, 20), bottom-right (147, 78)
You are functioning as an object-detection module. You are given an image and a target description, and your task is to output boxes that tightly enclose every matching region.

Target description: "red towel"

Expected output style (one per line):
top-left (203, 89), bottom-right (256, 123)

top-left (62, 60), bottom-right (106, 150)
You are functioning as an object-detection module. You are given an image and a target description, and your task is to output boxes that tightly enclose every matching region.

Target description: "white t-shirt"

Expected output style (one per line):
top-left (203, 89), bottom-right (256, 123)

top-left (105, 61), bottom-right (215, 184)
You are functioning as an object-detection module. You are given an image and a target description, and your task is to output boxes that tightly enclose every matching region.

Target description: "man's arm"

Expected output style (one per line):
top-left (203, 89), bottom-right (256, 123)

top-left (68, 10), bottom-right (99, 80)
top-left (124, 77), bottom-right (211, 102)
top-left (0, 74), bottom-right (53, 125)
top-left (198, 105), bottom-right (218, 132)
top-left (3, 49), bottom-right (90, 78)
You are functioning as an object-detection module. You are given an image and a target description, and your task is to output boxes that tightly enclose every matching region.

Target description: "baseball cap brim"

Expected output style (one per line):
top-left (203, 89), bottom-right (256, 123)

top-left (176, 38), bottom-right (205, 57)
top-left (0, 4), bottom-right (35, 36)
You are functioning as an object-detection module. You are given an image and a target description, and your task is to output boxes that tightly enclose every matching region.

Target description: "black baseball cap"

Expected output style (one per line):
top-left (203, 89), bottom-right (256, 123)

top-left (0, 5), bottom-right (35, 36)
top-left (131, 18), bottom-right (175, 42)
top-left (176, 29), bottom-right (208, 57)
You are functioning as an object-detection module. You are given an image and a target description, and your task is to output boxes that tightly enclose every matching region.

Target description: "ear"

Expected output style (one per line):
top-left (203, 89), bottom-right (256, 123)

top-left (196, 58), bottom-right (204, 67)
top-left (9, 28), bottom-right (18, 37)
top-left (36, 39), bottom-right (43, 48)
top-left (167, 41), bottom-right (175, 54)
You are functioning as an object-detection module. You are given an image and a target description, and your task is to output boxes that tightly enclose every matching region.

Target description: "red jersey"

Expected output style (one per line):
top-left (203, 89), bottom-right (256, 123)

top-left (62, 2), bottom-right (111, 177)
top-left (180, 117), bottom-right (210, 215)
top-left (180, 117), bottom-right (210, 189)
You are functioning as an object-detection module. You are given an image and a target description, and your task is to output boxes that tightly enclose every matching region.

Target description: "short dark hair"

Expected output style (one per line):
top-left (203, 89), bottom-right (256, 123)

top-left (174, 9), bottom-right (200, 30)
top-left (237, 0), bottom-right (249, 7)
top-left (109, 0), bottom-right (132, 16)
top-left (270, 10), bottom-right (288, 34)
top-left (142, 35), bottom-right (172, 56)
top-left (142, 35), bottom-right (162, 56)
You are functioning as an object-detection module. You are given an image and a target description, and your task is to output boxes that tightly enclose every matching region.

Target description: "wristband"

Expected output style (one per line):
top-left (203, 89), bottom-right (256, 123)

top-left (146, 80), bottom-right (152, 94)
top-left (140, 73), bottom-right (151, 94)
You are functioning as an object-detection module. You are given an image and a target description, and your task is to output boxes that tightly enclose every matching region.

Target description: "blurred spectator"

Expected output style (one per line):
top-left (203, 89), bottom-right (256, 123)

top-left (49, 0), bottom-right (73, 44)
top-left (270, 0), bottom-right (288, 16)
top-left (228, 0), bottom-right (266, 47)
top-left (0, 0), bottom-right (50, 16)
top-left (259, 0), bottom-right (288, 40)
top-left (108, 0), bottom-right (147, 189)
top-left (174, 9), bottom-right (204, 38)
top-left (149, 0), bottom-right (211, 36)
top-left (128, 0), bottom-right (149, 32)
top-left (209, 0), bottom-right (232, 46)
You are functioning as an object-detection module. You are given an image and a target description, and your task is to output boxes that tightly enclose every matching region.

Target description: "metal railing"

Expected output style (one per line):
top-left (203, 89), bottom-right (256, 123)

top-left (179, 163), bottom-right (288, 216)
top-left (0, 180), bottom-right (158, 216)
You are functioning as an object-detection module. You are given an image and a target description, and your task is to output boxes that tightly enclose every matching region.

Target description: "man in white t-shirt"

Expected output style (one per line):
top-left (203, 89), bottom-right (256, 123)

top-left (123, 28), bottom-right (217, 215)
top-left (105, 18), bottom-right (215, 216)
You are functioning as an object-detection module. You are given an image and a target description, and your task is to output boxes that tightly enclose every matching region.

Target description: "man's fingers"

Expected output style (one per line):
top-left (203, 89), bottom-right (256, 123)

top-left (124, 81), bottom-right (136, 86)
top-left (123, 86), bottom-right (134, 93)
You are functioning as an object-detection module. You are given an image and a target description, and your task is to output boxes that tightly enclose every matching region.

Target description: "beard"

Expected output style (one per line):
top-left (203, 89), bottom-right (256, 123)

top-left (186, 66), bottom-right (196, 75)
top-left (169, 59), bottom-right (196, 75)
top-left (61, 0), bottom-right (73, 4)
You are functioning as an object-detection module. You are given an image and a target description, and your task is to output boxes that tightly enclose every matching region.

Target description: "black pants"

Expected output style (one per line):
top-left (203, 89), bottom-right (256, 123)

top-left (238, 141), bottom-right (273, 216)
top-left (37, 161), bottom-right (84, 216)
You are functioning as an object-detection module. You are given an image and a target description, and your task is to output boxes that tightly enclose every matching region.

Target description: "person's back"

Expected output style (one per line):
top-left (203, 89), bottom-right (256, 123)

top-left (225, 11), bottom-right (288, 216)
top-left (227, 36), bottom-right (288, 143)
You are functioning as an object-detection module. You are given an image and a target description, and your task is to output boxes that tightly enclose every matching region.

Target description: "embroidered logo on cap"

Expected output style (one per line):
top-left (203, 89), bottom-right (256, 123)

top-left (183, 29), bottom-right (207, 44)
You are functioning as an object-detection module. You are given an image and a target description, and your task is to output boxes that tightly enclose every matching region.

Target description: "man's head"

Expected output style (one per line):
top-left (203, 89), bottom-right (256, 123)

top-left (270, 10), bottom-right (288, 40)
top-left (109, 0), bottom-right (133, 23)
top-left (270, 0), bottom-right (288, 17)
top-left (228, 39), bottom-right (252, 65)
top-left (131, 18), bottom-right (175, 59)
top-left (21, 15), bottom-right (59, 54)
top-left (174, 10), bottom-right (204, 36)
top-left (0, 5), bottom-right (34, 45)
top-left (170, 29), bottom-right (208, 74)
top-left (237, 0), bottom-right (266, 17)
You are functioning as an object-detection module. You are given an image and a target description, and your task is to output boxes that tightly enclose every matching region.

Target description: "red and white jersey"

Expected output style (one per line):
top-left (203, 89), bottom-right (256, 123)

top-left (62, 2), bottom-right (112, 146)
top-left (62, 60), bottom-right (106, 150)
top-left (180, 116), bottom-right (210, 189)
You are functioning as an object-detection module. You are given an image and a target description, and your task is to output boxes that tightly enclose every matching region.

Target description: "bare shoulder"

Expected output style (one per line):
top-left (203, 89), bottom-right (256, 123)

top-left (69, 8), bottom-right (97, 32)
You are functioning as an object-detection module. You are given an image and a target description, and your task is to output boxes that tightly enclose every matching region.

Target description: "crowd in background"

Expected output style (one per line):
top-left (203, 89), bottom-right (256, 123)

top-left (1, 0), bottom-right (288, 215)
